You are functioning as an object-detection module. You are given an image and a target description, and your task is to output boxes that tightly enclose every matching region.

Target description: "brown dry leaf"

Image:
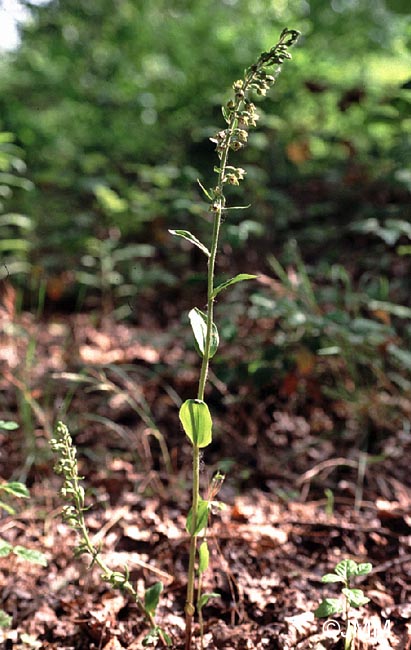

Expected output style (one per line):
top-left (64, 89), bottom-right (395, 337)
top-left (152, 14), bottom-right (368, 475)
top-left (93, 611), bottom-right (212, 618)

top-left (384, 602), bottom-right (411, 619)
top-left (286, 139), bottom-right (311, 164)
top-left (230, 494), bottom-right (282, 524)
top-left (234, 523), bottom-right (288, 549)
top-left (280, 371), bottom-right (299, 397)
top-left (79, 342), bottom-right (159, 364)
top-left (0, 280), bottom-right (16, 318)
top-left (102, 637), bottom-right (123, 650)
top-left (284, 611), bottom-right (315, 635)
top-left (294, 347), bottom-right (316, 376)
top-left (368, 588), bottom-right (395, 609)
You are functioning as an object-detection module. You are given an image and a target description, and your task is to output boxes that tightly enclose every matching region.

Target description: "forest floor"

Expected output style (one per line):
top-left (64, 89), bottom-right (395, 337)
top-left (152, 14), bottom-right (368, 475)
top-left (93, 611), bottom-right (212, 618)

top-left (0, 288), bottom-right (411, 650)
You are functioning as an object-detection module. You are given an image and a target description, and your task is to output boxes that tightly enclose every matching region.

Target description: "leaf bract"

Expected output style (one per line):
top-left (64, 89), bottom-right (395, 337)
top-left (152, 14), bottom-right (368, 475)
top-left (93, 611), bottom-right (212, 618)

top-left (198, 540), bottom-right (209, 574)
top-left (212, 273), bottom-right (256, 299)
top-left (198, 592), bottom-right (220, 610)
top-left (169, 229), bottom-right (210, 257)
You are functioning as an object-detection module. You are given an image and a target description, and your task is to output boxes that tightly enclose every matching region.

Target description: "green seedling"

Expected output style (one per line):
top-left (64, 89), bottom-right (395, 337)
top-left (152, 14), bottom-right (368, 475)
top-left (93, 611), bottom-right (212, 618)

top-left (324, 488), bottom-right (334, 518)
top-left (50, 421), bottom-right (171, 647)
top-left (0, 421), bottom-right (47, 628)
top-left (315, 559), bottom-right (373, 649)
top-left (169, 27), bottom-right (300, 649)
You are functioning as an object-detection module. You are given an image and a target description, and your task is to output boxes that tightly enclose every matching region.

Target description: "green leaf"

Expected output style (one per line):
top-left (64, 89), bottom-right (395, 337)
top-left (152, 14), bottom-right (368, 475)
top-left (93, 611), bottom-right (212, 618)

top-left (0, 538), bottom-right (13, 557)
top-left (142, 626), bottom-right (171, 647)
top-left (321, 573), bottom-right (344, 583)
top-left (19, 635), bottom-right (42, 649)
top-left (368, 299), bottom-right (411, 319)
top-left (355, 562), bottom-right (372, 576)
top-left (335, 559), bottom-right (358, 580)
top-left (0, 213), bottom-right (33, 229)
top-left (385, 0), bottom-right (411, 15)
top-left (13, 546), bottom-right (48, 566)
top-left (197, 178), bottom-right (214, 201)
top-left (222, 204), bottom-right (251, 211)
top-left (0, 481), bottom-right (30, 499)
top-left (0, 238), bottom-right (31, 252)
top-left (161, 630), bottom-right (172, 646)
top-left (0, 501), bottom-right (16, 515)
top-left (221, 105), bottom-right (231, 123)
top-left (211, 273), bottom-right (257, 299)
top-left (342, 588), bottom-right (370, 608)
top-left (388, 343), bottom-right (411, 370)
top-left (0, 420), bottom-right (19, 431)
top-left (179, 399), bottom-right (212, 448)
top-left (314, 598), bottom-right (344, 618)
top-left (198, 540), bottom-right (210, 574)
top-left (188, 308), bottom-right (219, 358)
top-left (168, 229), bottom-right (210, 257)
top-left (144, 581), bottom-right (163, 615)
top-left (186, 499), bottom-right (209, 535)
top-left (198, 592), bottom-right (220, 610)
top-left (0, 609), bottom-right (12, 628)
top-left (142, 627), bottom-right (160, 646)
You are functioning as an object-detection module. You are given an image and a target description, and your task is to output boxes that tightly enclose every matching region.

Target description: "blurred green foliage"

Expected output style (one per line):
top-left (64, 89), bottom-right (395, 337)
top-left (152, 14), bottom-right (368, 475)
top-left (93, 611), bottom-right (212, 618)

top-left (0, 131), bottom-right (34, 286)
top-left (0, 0), bottom-right (409, 467)
top-left (0, 0), bottom-right (410, 314)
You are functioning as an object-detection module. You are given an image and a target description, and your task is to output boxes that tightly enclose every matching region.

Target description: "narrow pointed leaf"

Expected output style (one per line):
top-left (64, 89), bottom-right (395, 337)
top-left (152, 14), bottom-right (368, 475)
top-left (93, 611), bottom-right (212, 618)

top-left (179, 399), bottom-right (212, 448)
top-left (198, 592), bottom-right (220, 610)
top-left (188, 308), bottom-right (219, 358)
top-left (169, 229), bottom-right (210, 257)
top-left (198, 540), bottom-right (210, 574)
top-left (212, 273), bottom-right (257, 299)
top-left (0, 482), bottom-right (30, 499)
top-left (222, 204), bottom-right (251, 211)
top-left (13, 546), bottom-right (48, 566)
top-left (0, 539), bottom-right (13, 557)
top-left (0, 501), bottom-right (15, 515)
top-left (144, 581), bottom-right (163, 615)
top-left (197, 178), bottom-right (214, 201)
top-left (186, 499), bottom-right (209, 535)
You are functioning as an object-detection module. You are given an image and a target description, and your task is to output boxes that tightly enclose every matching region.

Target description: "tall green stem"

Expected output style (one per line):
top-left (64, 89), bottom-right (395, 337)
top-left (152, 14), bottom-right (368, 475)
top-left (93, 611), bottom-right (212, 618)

top-left (185, 102), bottom-right (239, 650)
top-left (183, 29), bottom-right (300, 650)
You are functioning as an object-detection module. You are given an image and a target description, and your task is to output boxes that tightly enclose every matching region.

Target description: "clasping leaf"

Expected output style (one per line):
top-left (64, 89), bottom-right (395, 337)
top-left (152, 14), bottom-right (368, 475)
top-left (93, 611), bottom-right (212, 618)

top-left (189, 307), bottom-right (219, 358)
top-left (186, 499), bottom-right (209, 535)
top-left (198, 540), bottom-right (210, 574)
top-left (144, 581), bottom-right (163, 615)
top-left (179, 399), bottom-right (212, 447)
